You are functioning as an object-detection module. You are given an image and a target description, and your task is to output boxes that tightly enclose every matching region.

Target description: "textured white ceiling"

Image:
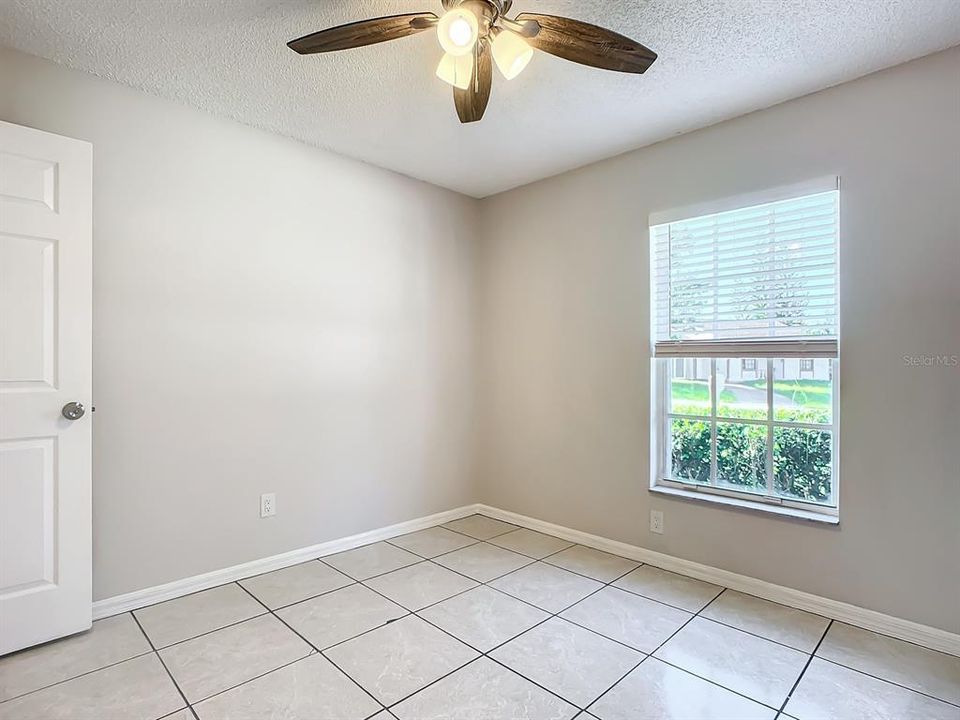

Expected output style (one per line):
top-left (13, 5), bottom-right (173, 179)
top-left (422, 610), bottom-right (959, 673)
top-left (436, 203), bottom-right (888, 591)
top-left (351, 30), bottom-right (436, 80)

top-left (2, 1), bottom-right (959, 197)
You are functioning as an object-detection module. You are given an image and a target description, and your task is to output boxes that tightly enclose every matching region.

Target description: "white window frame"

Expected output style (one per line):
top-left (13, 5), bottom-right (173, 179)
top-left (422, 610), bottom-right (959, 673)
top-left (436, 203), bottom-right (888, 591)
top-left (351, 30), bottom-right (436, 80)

top-left (653, 358), bottom-right (839, 520)
top-left (649, 178), bottom-right (840, 523)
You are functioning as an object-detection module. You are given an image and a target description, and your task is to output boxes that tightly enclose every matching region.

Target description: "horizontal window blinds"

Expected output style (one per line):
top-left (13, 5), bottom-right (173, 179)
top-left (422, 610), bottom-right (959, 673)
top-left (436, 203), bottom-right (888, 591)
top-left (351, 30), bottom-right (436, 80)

top-left (652, 189), bottom-right (838, 358)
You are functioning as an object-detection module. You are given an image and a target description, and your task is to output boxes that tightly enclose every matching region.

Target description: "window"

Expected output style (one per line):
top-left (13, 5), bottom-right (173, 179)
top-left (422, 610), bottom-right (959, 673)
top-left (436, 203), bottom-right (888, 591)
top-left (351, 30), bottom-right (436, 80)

top-left (650, 179), bottom-right (839, 518)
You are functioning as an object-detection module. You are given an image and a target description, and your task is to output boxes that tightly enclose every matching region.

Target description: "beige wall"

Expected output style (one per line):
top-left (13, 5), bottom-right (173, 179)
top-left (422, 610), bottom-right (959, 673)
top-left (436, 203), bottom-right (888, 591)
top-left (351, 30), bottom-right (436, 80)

top-left (476, 47), bottom-right (960, 633)
top-left (1, 48), bottom-right (479, 600)
top-left (3, 45), bottom-right (957, 632)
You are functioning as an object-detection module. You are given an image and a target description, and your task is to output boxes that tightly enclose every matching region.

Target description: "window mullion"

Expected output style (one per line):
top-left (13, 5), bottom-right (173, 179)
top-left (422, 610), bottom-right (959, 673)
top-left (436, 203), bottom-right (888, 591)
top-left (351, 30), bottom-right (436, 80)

top-left (710, 358), bottom-right (717, 486)
top-left (766, 358), bottom-right (775, 496)
top-left (831, 357), bottom-right (839, 507)
top-left (661, 360), bottom-right (670, 480)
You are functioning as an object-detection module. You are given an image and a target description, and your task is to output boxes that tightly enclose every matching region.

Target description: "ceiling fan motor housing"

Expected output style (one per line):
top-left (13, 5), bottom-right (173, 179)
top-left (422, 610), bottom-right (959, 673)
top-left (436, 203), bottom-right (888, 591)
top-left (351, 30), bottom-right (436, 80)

top-left (460, 0), bottom-right (499, 38)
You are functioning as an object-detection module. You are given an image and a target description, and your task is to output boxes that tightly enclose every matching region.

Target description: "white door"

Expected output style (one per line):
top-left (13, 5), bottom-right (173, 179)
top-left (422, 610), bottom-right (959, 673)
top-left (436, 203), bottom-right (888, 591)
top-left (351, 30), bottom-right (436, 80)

top-left (0, 121), bottom-right (92, 654)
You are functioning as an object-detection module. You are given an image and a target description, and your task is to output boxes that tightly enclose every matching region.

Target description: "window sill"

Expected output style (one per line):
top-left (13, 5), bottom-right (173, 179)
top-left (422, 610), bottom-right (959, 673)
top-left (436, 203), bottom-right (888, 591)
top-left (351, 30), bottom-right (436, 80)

top-left (649, 484), bottom-right (840, 525)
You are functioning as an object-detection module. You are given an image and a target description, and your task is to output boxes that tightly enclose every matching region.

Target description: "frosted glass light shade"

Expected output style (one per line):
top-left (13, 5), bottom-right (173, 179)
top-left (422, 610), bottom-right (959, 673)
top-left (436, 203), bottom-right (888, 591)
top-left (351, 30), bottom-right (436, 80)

top-left (492, 30), bottom-right (533, 79)
top-left (437, 8), bottom-right (479, 56)
top-left (436, 52), bottom-right (474, 90)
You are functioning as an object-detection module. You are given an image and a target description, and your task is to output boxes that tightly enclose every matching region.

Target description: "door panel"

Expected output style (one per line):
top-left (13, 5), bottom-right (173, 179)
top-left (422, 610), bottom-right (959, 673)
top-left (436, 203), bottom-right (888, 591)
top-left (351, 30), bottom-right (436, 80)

top-left (0, 121), bottom-right (92, 654)
top-left (0, 234), bottom-right (56, 388)
top-left (0, 438), bottom-right (56, 592)
top-left (0, 152), bottom-right (58, 210)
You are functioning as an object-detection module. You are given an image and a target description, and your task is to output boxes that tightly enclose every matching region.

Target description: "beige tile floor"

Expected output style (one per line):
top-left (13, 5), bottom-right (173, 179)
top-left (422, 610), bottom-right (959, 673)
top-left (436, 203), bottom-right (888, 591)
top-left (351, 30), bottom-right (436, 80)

top-left (1, 514), bottom-right (958, 720)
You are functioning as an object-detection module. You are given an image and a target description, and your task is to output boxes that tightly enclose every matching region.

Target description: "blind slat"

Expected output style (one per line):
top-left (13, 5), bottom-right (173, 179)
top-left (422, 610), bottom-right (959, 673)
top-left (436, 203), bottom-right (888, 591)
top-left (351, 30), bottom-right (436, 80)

top-left (661, 236), bottom-right (837, 272)
top-left (652, 189), bottom-right (839, 348)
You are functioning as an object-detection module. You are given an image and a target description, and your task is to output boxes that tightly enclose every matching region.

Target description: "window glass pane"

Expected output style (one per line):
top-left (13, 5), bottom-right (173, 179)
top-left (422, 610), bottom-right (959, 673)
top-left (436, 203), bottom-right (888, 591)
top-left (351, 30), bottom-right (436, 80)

top-left (774, 427), bottom-right (832, 503)
top-left (716, 358), bottom-right (768, 420)
top-left (669, 418), bottom-right (711, 483)
top-left (772, 359), bottom-right (833, 423)
top-left (669, 358), bottom-right (711, 416)
top-left (716, 421), bottom-right (767, 492)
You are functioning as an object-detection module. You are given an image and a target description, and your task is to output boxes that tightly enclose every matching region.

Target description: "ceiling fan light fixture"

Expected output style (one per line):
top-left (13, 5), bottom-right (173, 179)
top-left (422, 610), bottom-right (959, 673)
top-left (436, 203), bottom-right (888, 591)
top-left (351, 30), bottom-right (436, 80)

top-left (287, 4), bottom-right (658, 124)
top-left (437, 7), bottom-right (479, 56)
top-left (436, 52), bottom-right (473, 90)
top-left (491, 29), bottom-right (533, 80)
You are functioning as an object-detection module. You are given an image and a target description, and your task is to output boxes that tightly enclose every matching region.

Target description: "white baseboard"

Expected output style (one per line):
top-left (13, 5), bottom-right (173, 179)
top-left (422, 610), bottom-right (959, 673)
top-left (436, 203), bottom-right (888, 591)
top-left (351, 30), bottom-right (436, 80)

top-left (92, 504), bottom-right (481, 620)
top-left (476, 504), bottom-right (960, 658)
top-left (94, 501), bottom-right (959, 658)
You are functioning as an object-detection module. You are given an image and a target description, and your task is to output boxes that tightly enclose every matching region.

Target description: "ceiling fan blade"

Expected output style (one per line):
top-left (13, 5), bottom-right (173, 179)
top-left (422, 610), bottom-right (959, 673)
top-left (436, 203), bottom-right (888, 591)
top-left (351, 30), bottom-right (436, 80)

top-left (288, 12), bottom-right (438, 54)
top-left (514, 13), bottom-right (657, 74)
top-left (454, 42), bottom-right (492, 123)
top-left (499, 16), bottom-right (540, 38)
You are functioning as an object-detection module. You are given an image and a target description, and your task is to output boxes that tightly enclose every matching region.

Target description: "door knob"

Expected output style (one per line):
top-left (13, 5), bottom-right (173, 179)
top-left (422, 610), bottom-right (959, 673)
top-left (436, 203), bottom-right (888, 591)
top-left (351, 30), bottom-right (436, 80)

top-left (62, 402), bottom-right (85, 420)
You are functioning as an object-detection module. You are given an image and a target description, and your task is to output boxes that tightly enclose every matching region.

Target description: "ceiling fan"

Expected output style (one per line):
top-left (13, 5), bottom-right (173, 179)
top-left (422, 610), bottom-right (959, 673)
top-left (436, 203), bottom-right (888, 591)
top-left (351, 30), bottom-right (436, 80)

top-left (287, 0), bottom-right (657, 123)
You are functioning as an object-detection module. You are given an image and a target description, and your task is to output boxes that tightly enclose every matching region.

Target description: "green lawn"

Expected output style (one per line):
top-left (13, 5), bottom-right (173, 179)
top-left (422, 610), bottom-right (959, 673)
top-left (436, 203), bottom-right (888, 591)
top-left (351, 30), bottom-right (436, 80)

top-left (748, 379), bottom-right (831, 408)
top-left (671, 380), bottom-right (736, 404)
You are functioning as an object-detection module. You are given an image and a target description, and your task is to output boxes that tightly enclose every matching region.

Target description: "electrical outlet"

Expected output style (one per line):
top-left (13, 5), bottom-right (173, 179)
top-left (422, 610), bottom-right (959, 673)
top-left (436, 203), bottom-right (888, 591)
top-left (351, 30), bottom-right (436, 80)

top-left (649, 509), bottom-right (664, 534)
top-left (260, 493), bottom-right (276, 518)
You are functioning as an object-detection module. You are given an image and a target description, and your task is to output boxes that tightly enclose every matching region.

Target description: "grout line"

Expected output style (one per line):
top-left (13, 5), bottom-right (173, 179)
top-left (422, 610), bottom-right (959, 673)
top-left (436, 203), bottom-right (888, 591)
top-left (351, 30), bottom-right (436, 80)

top-left (813, 656), bottom-right (960, 709)
top-left (711, 585), bottom-right (830, 623)
top-left (479, 563), bottom-right (652, 710)
top-left (0, 648), bottom-right (157, 705)
top-left (382, 537), bottom-right (480, 561)
top-left (438, 523), bottom-right (494, 541)
top-left (484, 539), bottom-right (576, 562)
top-left (265, 579), bottom-right (359, 613)
top-left (584, 575), bottom-right (786, 715)
top-left (648, 655), bottom-right (786, 712)
top-left (433, 551), bottom-right (539, 585)
top-left (146, 610), bottom-right (272, 653)
top-left (322, 557), bottom-right (424, 584)
top-left (236, 556), bottom-right (329, 582)
top-left (540, 558), bottom-right (642, 584)
top-left (379, 557), bottom-right (646, 712)
top-left (777, 619), bottom-right (833, 715)
top-left (608, 574), bottom-right (722, 614)
top-left (352, 573), bottom-right (586, 712)
top-left (130, 584), bottom-right (240, 614)
top-left (441, 546), bottom-right (542, 582)
top-left (382, 528), bottom-right (482, 560)
top-left (158, 708), bottom-right (197, 720)
top-left (483, 654), bottom-right (589, 712)
top-left (695, 613), bottom-right (824, 655)
top-left (645, 577), bottom-right (792, 711)
top-left (441, 515), bottom-right (523, 542)
top-left (318, 611), bottom-right (414, 654)
top-left (321, 649), bottom-right (391, 715)
top-left (188, 651), bottom-right (316, 709)
top-left (583, 573), bottom-right (709, 714)
top-left (383, 656), bottom-right (487, 711)
top-left (620, 584), bottom-right (855, 679)
top-left (363, 560), bottom-right (480, 597)
top-left (232, 582), bottom-right (390, 714)
top-left (130, 612), bottom-right (198, 719)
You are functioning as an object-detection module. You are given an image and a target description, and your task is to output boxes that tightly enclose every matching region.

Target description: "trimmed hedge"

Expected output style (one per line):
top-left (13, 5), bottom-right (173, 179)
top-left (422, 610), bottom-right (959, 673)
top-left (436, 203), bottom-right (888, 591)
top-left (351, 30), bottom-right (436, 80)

top-left (670, 404), bottom-right (831, 502)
